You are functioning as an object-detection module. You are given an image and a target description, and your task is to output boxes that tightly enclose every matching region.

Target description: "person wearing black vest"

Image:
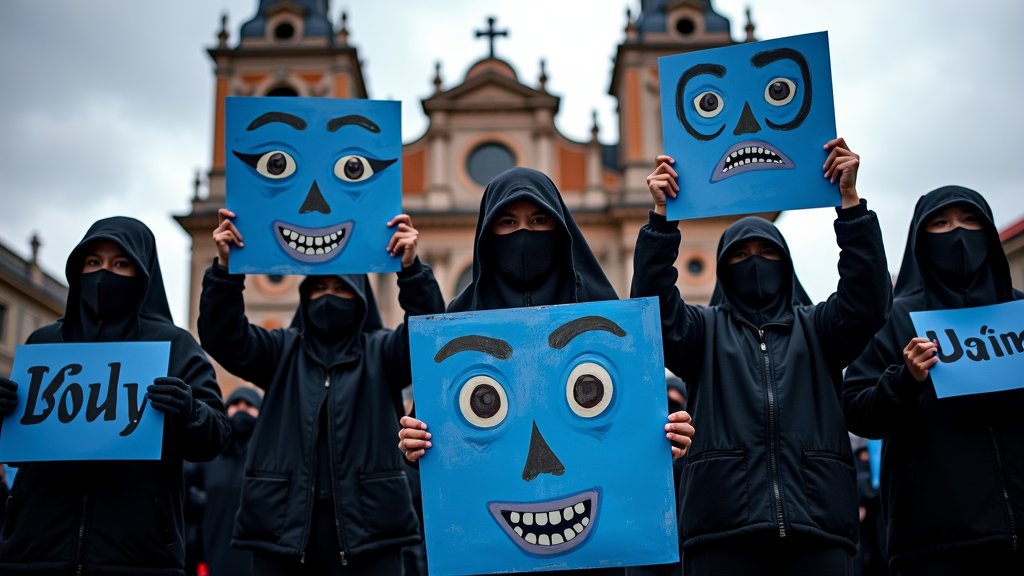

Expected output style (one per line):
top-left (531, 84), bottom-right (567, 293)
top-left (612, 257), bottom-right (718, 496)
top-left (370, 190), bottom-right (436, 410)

top-left (198, 210), bottom-right (444, 575)
top-left (843, 186), bottom-right (1024, 575)
top-left (398, 167), bottom-right (695, 576)
top-left (632, 139), bottom-right (891, 575)
top-left (0, 217), bottom-right (231, 575)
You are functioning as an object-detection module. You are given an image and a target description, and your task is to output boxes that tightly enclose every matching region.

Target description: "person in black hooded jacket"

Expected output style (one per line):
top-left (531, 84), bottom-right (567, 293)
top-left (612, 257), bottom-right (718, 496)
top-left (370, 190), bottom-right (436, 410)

top-left (843, 186), bottom-right (1024, 576)
top-left (398, 167), bottom-right (695, 576)
top-left (632, 139), bottom-right (892, 575)
top-left (198, 210), bottom-right (444, 575)
top-left (0, 216), bottom-right (231, 575)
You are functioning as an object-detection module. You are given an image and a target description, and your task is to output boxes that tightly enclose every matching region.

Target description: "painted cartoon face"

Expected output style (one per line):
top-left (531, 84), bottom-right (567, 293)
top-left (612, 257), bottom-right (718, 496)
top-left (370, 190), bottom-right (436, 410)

top-left (658, 32), bottom-right (838, 220)
top-left (225, 97), bottom-right (402, 274)
top-left (410, 299), bottom-right (678, 575)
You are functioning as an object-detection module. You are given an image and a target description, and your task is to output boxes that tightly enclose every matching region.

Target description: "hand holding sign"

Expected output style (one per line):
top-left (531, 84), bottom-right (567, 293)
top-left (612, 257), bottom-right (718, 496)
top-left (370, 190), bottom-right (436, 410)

top-left (904, 337), bottom-right (939, 382)
top-left (0, 376), bottom-right (17, 416)
top-left (647, 155), bottom-right (679, 216)
top-left (213, 208), bottom-right (244, 269)
top-left (147, 377), bottom-right (195, 426)
top-left (823, 137), bottom-right (861, 208)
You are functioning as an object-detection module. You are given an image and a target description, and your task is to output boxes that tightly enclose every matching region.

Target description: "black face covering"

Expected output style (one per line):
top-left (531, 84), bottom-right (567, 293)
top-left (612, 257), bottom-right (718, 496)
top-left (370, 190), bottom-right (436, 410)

top-left (79, 270), bottom-right (143, 322)
top-left (727, 255), bottom-right (786, 308)
top-left (923, 227), bottom-right (989, 285)
top-left (306, 295), bottom-right (361, 340)
top-left (230, 411), bottom-right (257, 441)
top-left (490, 229), bottom-right (562, 291)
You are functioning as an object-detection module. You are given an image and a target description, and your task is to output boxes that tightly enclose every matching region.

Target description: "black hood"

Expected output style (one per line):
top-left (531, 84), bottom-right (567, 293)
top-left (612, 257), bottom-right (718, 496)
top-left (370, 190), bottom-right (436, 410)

top-left (288, 273), bottom-right (384, 366)
top-left (710, 216), bottom-right (812, 326)
top-left (895, 185), bottom-right (1013, 309)
top-left (62, 216), bottom-right (174, 342)
top-left (447, 167), bottom-right (618, 312)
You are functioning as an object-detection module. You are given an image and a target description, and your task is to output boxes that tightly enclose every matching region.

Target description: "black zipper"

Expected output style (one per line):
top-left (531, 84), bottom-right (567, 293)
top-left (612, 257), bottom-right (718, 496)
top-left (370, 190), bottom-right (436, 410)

top-left (685, 449), bottom-right (746, 464)
top-left (74, 494), bottom-right (88, 576)
top-left (324, 373), bottom-right (349, 566)
top-left (757, 327), bottom-right (786, 538)
top-left (988, 425), bottom-right (1018, 551)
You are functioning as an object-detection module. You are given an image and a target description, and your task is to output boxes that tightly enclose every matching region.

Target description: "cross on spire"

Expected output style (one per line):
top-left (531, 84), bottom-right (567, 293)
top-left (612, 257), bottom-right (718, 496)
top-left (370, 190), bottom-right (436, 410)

top-left (475, 16), bottom-right (508, 59)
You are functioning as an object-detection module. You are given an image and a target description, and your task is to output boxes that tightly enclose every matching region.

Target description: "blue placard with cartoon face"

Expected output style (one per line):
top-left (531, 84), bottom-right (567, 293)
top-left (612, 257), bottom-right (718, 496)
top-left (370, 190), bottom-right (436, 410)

top-left (658, 31), bottom-right (839, 220)
top-left (226, 97), bottom-right (402, 274)
top-left (410, 298), bottom-right (678, 575)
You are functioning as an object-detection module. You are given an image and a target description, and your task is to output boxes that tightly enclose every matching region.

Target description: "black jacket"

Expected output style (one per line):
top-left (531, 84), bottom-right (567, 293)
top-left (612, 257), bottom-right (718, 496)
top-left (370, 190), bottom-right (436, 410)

top-left (0, 217), bottom-right (230, 575)
top-left (630, 202), bottom-right (891, 554)
top-left (198, 259), bottom-right (444, 561)
top-left (843, 186), bottom-right (1024, 570)
top-left (192, 438), bottom-right (253, 576)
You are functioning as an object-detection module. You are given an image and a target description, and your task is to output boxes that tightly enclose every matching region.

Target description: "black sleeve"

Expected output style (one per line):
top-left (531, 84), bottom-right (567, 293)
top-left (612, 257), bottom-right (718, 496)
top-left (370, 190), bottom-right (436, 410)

top-left (198, 261), bottom-right (287, 390)
top-left (842, 321), bottom-right (926, 439)
top-left (379, 257), bottom-right (447, 394)
top-left (165, 330), bottom-right (232, 463)
top-left (813, 200), bottom-right (893, 372)
top-left (629, 211), bottom-right (706, 380)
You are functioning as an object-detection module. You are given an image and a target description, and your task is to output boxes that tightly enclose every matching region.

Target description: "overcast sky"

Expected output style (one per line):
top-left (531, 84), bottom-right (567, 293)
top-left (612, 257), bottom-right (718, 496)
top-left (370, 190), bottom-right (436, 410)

top-left (1, 0), bottom-right (1022, 326)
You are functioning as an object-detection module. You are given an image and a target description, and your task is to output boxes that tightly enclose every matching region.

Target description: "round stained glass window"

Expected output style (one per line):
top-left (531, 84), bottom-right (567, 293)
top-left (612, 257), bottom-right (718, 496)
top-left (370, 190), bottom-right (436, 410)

top-left (466, 143), bottom-right (516, 187)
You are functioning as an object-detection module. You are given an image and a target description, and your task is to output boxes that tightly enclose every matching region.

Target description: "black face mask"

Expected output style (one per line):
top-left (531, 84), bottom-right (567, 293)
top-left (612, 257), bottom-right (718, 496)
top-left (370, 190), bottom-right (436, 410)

top-left (924, 227), bottom-right (989, 284)
top-left (230, 411), bottom-right (257, 441)
top-left (491, 229), bottom-right (562, 290)
top-left (306, 294), bottom-right (360, 339)
top-left (727, 255), bottom-right (786, 308)
top-left (79, 269), bottom-right (143, 321)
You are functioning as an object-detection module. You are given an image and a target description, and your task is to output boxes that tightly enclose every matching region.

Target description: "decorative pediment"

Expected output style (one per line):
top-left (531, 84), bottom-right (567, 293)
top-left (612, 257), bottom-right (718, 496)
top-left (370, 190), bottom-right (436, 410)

top-left (424, 63), bottom-right (558, 113)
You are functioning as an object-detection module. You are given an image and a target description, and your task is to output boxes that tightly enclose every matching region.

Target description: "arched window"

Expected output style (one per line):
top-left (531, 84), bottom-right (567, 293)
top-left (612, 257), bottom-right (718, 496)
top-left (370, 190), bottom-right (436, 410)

top-left (466, 142), bottom-right (516, 187)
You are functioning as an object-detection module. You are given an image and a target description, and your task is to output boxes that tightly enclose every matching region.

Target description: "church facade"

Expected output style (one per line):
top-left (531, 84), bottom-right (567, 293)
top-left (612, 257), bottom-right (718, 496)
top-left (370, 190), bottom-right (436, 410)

top-left (175, 0), bottom-right (774, 392)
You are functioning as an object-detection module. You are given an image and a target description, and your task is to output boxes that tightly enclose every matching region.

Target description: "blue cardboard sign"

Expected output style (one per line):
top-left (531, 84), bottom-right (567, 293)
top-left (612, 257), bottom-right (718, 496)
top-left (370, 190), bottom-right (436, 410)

top-left (658, 31), bottom-right (839, 220)
top-left (410, 298), bottom-right (678, 575)
top-left (0, 342), bottom-right (170, 461)
top-left (909, 299), bottom-right (1024, 398)
top-left (226, 97), bottom-right (402, 275)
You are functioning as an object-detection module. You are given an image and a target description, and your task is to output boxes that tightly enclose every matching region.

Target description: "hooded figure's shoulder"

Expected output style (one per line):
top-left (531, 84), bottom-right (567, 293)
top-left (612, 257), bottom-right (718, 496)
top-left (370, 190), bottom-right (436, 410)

top-left (25, 321), bottom-right (64, 345)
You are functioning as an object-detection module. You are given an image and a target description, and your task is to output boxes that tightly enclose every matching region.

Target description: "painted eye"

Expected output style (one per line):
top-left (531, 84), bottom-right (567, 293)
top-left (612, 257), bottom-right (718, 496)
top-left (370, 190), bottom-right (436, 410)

top-left (692, 91), bottom-right (724, 118)
top-left (458, 375), bottom-right (509, 428)
top-left (764, 78), bottom-right (797, 106)
top-left (257, 151), bottom-right (296, 178)
top-left (333, 155), bottom-right (398, 183)
top-left (566, 362), bottom-right (614, 418)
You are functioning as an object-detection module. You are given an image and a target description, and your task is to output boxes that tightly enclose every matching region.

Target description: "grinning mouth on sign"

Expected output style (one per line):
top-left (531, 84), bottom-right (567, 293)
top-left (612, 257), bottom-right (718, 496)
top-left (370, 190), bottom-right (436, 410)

top-left (710, 140), bottom-right (794, 183)
top-left (271, 220), bottom-right (353, 263)
top-left (487, 489), bottom-right (598, 555)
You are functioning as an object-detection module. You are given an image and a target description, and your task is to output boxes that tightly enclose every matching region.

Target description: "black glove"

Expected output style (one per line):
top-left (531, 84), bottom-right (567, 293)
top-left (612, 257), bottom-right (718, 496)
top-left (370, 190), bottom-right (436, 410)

top-left (0, 376), bottom-right (17, 417)
top-left (147, 377), bottom-right (195, 426)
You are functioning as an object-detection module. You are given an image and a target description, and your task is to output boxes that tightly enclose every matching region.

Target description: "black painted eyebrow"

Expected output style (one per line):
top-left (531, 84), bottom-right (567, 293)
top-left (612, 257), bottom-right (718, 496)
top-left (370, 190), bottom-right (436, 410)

top-left (434, 335), bottom-right (513, 363)
top-left (750, 48), bottom-right (812, 131)
top-left (246, 112), bottom-right (308, 131)
top-left (674, 63), bottom-right (727, 141)
top-left (548, 316), bottom-right (627, 350)
top-left (326, 115), bottom-right (381, 133)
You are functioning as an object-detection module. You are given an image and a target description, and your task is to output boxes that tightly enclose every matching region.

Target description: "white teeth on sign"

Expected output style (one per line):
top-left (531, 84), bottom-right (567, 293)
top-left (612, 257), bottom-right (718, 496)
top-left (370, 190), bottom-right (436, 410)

top-left (538, 535), bottom-right (550, 546)
top-left (525, 533), bottom-right (537, 544)
top-left (315, 248), bottom-right (324, 255)
top-left (738, 149), bottom-right (744, 155)
top-left (289, 242), bottom-right (297, 249)
top-left (305, 237), bottom-right (314, 246)
top-left (330, 233), bottom-right (337, 241)
top-left (282, 229), bottom-right (292, 237)
top-left (514, 526), bottom-right (523, 536)
top-left (536, 513), bottom-right (548, 526)
top-left (315, 237), bottom-right (323, 246)
top-left (745, 147), bottom-right (751, 153)
top-left (574, 503), bottom-right (585, 514)
top-left (581, 517), bottom-right (589, 527)
top-left (523, 512), bottom-right (533, 526)
top-left (757, 147), bottom-right (763, 153)
top-left (551, 534), bottom-right (564, 545)
top-left (331, 243), bottom-right (338, 250)
top-left (563, 507), bottom-right (574, 521)
top-left (324, 246), bottom-right (332, 253)
top-left (297, 235), bottom-right (306, 244)
top-left (574, 523), bottom-right (584, 533)
top-left (290, 231), bottom-right (298, 241)
top-left (305, 247), bottom-right (315, 255)
top-left (731, 152), bottom-right (738, 158)
top-left (510, 512), bottom-right (520, 524)
top-left (549, 510), bottom-right (561, 525)
top-left (564, 528), bottom-right (576, 541)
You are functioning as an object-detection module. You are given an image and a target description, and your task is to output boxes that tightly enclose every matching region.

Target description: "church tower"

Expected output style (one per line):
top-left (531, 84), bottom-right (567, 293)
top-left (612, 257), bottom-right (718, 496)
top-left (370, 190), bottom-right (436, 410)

top-left (175, 0), bottom-right (368, 392)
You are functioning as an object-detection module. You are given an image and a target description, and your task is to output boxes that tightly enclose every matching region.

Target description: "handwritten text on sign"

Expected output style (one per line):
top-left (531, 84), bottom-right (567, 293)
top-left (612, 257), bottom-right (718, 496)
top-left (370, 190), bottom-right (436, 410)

top-left (909, 299), bottom-right (1024, 398)
top-left (0, 342), bottom-right (170, 461)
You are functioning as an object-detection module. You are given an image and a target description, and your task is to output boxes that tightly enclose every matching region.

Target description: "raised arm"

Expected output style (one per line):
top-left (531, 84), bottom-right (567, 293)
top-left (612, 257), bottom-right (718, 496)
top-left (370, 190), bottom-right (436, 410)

top-left (197, 209), bottom-right (286, 389)
top-left (378, 215), bottom-right (447, 392)
top-left (813, 138), bottom-right (892, 371)
top-left (629, 156), bottom-right (705, 379)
